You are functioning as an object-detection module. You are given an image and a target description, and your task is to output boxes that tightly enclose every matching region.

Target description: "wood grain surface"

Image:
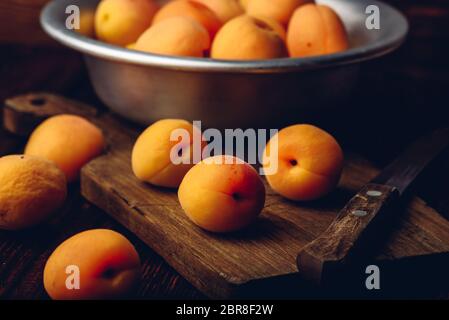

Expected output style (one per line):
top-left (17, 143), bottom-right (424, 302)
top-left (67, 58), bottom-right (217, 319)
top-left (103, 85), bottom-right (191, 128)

top-left (0, 49), bottom-right (204, 300)
top-left (297, 183), bottom-right (400, 285)
top-left (0, 1), bottom-right (54, 46)
top-left (81, 117), bottom-right (449, 298)
top-left (5, 93), bottom-right (449, 298)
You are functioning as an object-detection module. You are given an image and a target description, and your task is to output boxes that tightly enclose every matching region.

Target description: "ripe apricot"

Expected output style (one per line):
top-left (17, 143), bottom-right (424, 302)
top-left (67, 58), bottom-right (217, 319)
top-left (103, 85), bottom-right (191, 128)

top-left (44, 229), bottom-right (141, 300)
top-left (25, 115), bottom-right (105, 182)
top-left (127, 42), bottom-right (136, 50)
top-left (239, 0), bottom-right (250, 10)
top-left (247, 0), bottom-right (312, 26)
top-left (211, 15), bottom-right (287, 60)
top-left (0, 155), bottom-right (67, 230)
top-left (134, 17), bottom-right (210, 57)
top-left (178, 155), bottom-right (266, 233)
top-left (153, 0), bottom-right (222, 39)
top-left (95, 0), bottom-right (159, 46)
top-left (77, 10), bottom-right (96, 38)
top-left (287, 4), bottom-right (349, 57)
top-left (263, 124), bottom-right (344, 201)
top-left (195, 0), bottom-right (244, 23)
top-left (132, 119), bottom-right (205, 188)
top-left (252, 15), bottom-right (286, 41)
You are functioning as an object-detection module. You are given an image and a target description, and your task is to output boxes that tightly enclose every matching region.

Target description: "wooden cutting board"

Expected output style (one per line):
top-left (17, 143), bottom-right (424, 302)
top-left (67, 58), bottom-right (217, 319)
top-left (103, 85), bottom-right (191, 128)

top-left (4, 93), bottom-right (449, 298)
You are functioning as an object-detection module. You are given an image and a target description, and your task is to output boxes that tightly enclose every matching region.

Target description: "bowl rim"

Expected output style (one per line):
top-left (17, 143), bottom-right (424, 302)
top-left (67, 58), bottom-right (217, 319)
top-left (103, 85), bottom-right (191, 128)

top-left (40, 0), bottom-right (409, 74)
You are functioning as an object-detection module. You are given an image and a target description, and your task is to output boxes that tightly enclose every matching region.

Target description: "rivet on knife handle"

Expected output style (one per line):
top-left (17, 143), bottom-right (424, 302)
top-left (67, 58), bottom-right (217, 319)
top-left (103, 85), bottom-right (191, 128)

top-left (296, 183), bottom-right (399, 285)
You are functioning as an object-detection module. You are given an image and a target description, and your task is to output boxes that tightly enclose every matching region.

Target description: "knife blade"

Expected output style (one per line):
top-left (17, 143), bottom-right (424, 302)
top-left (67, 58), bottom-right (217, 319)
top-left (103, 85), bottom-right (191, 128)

top-left (296, 128), bottom-right (449, 285)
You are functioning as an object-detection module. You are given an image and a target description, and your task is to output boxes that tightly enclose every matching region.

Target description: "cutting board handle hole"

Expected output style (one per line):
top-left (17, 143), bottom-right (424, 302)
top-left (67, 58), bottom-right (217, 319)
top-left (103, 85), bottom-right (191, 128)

top-left (30, 97), bottom-right (46, 107)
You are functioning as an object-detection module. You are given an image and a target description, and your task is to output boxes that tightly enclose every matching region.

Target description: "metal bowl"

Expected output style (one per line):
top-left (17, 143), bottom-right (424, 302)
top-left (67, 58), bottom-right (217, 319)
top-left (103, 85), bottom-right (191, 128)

top-left (41, 0), bottom-right (408, 128)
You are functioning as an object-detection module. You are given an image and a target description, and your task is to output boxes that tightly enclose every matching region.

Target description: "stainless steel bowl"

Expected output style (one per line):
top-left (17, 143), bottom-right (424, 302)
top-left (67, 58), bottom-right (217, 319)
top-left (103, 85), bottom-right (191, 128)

top-left (41, 0), bottom-right (408, 128)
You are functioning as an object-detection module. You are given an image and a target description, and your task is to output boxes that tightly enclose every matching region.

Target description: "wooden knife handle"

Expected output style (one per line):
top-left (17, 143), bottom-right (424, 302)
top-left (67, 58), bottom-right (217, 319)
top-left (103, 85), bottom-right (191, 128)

top-left (297, 183), bottom-right (400, 285)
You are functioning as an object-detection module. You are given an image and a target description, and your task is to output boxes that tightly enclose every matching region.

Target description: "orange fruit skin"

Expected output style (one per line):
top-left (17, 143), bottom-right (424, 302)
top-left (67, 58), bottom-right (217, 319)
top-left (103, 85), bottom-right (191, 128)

top-left (0, 155), bottom-right (67, 230)
top-left (77, 10), bottom-right (96, 38)
top-left (246, 0), bottom-right (313, 26)
top-left (95, 0), bottom-right (159, 46)
top-left (132, 119), bottom-right (207, 188)
top-left (211, 15), bottom-right (287, 60)
top-left (25, 115), bottom-right (105, 182)
top-left (239, 0), bottom-right (251, 10)
top-left (134, 17), bottom-right (210, 57)
top-left (44, 229), bottom-right (141, 300)
top-left (263, 124), bottom-right (344, 201)
top-left (178, 155), bottom-right (266, 233)
top-left (195, 0), bottom-right (244, 23)
top-left (251, 15), bottom-right (287, 41)
top-left (287, 4), bottom-right (349, 58)
top-left (153, 0), bottom-right (222, 39)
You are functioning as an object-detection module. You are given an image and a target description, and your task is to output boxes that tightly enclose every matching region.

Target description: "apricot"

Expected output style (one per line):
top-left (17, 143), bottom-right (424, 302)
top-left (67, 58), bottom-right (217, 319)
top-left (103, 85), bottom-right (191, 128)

top-left (195, 0), bottom-right (244, 23)
top-left (134, 17), bottom-right (210, 57)
top-left (43, 229), bottom-right (141, 300)
top-left (239, 0), bottom-right (250, 10)
top-left (132, 119), bottom-right (205, 188)
top-left (153, 0), bottom-right (222, 39)
top-left (95, 0), bottom-right (159, 46)
top-left (211, 15), bottom-right (287, 60)
top-left (253, 15), bottom-right (286, 41)
top-left (77, 10), bottom-right (96, 38)
top-left (263, 124), bottom-right (344, 201)
top-left (246, 0), bottom-right (312, 26)
top-left (0, 155), bottom-right (67, 230)
top-left (178, 155), bottom-right (265, 233)
top-left (287, 4), bottom-right (349, 57)
top-left (25, 115), bottom-right (105, 182)
top-left (127, 42), bottom-right (136, 50)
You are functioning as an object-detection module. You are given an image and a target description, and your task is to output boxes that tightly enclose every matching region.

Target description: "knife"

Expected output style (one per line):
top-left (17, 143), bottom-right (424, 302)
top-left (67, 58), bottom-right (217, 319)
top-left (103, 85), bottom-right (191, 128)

top-left (296, 128), bottom-right (449, 285)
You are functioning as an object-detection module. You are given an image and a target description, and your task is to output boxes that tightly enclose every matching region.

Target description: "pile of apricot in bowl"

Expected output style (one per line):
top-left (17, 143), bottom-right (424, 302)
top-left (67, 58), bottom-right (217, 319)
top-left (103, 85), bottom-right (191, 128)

top-left (79, 0), bottom-right (350, 60)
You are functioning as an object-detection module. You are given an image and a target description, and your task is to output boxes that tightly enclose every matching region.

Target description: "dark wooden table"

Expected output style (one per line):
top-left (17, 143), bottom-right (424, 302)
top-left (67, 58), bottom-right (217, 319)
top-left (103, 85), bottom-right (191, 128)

top-left (1, 0), bottom-right (448, 299)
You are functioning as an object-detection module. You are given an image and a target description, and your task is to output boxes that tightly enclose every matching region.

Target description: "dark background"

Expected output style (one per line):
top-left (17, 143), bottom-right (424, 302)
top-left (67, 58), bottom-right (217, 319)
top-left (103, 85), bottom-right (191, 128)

top-left (0, 0), bottom-right (448, 299)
